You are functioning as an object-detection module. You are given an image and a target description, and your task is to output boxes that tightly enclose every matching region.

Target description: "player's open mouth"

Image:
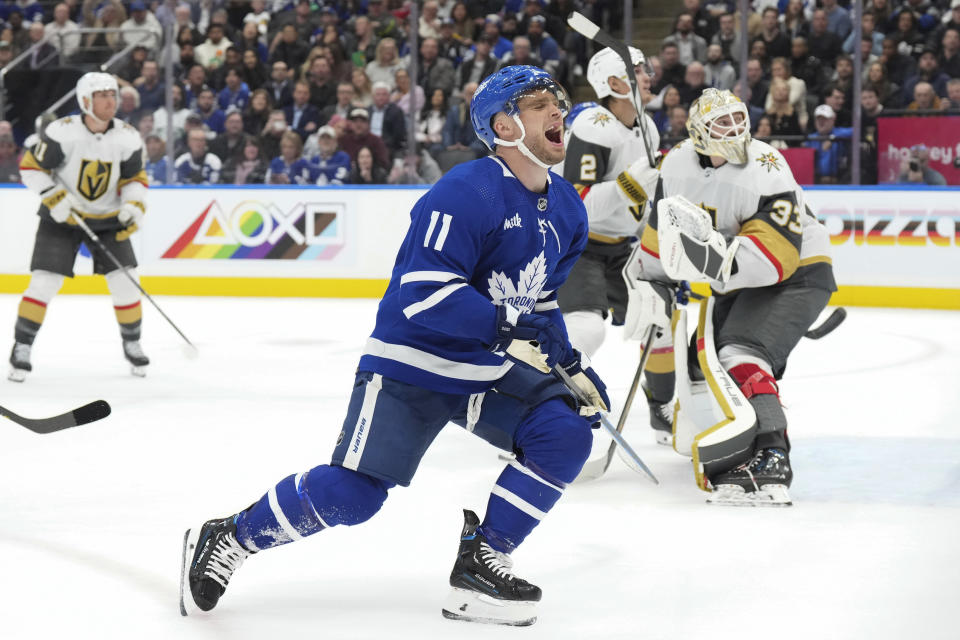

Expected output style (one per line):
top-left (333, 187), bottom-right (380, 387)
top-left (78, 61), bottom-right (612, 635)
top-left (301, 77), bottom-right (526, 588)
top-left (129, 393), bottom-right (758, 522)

top-left (545, 124), bottom-right (562, 145)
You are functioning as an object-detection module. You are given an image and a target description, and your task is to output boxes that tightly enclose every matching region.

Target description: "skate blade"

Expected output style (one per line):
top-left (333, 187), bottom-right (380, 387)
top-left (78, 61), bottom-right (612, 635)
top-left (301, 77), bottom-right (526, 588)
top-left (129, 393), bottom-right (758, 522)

top-left (179, 528), bottom-right (201, 616)
top-left (130, 365), bottom-right (147, 377)
top-left (441, 588), bottom-right (537, 626)
top-left (8, 367), bottom-right (27, 382)
top-left (706, 484), bottom-right (793, 507)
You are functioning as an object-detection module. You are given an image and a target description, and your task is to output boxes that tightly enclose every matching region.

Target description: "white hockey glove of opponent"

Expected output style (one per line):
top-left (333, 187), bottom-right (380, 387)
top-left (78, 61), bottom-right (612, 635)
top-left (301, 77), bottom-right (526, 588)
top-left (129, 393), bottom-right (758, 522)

top-left (656, 195), bottom-right (739, 284)
top-left (489, 304), bottom-right (566, 374)
top-left (116, 201), bottom-right (146, 241)
top-left (559, 350), bottom-right (610, 428)
top-left (42, 188), bottom-right (82, 224)
top-left (616, 155), bottom-right (661, 208)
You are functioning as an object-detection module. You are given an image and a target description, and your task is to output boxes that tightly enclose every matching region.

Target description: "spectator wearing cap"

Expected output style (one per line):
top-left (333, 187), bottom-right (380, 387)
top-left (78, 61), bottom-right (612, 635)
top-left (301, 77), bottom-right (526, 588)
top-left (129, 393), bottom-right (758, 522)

top-left (264, 60), bottom-right (294, 108)
top-left (418, 37), bottom-right (456, 97)
top-left (340, 107), bottom-right (390, 168)
top-left (283, 80), bottom-right (322, 141)
top-left (365, 37), bottom-right (405, 91)
top-left (269, 24), bottom-right (308, 74)
top-left (209, 110), bottom-right (246, 163)
top-left (308, 125), bottom-right (351, 185)
top-left (369, 82), bottom-right (407, 157)
top-left (481, 14), bottom-right (513, 59)
top-left (526, 14), bottom-right (560, 63)
top-left (45, 3), bottom-right (81, 60)
top-left (320, 81), bottom-right (356, 125)
top-left (221, 135), bottom-right (269, 185)
top-left (144, 132), bottom-right (168, 185)
top-left (436, 18), bottom-right (466, 66)
top-left (457, 36), bottom-right (499, 91)
top-left (196, 23), bottom-right (233, 70)
top-left (803, 104), bottom-right (852, 184)
top-left (195, 86), bottom-right (227, 134)
top-left (218, 68), bottom-right (251, 112)
top-left (175, 128), bottom-right (222, 184)
top-left (122, 0), bottom-right (162, 51)
top-left (903, 48), bottom-right (951, 102)
top-left (266, 130), bottom-right (317, 184)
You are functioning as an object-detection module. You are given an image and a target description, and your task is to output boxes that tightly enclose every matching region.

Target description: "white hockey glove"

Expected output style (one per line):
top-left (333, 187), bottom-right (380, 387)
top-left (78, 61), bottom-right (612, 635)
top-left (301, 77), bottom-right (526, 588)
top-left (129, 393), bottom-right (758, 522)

top-left (616, 155), bottom-right (660, 209)
top-left (657, 195), bottom-right (739, 284)
top-left (116, 201), bottom-right (145, 241)
top-left (42, 188), bottom-right (81, 224)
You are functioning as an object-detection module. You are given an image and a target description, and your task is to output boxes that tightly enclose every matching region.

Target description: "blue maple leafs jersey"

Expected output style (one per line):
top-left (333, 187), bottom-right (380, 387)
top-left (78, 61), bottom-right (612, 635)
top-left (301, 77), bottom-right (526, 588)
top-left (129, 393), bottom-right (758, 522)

top-left (358, 156), bottom-right (589, 394)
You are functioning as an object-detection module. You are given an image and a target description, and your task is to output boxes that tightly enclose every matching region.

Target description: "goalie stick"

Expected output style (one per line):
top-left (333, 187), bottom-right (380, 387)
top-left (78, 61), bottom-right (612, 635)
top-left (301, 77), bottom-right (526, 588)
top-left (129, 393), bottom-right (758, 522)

top-left (566, 11), bottom-right (657, 169)
top-left (69, 212), bottom-right (199, 358)
top-left (556, 358), bottom-right (659, 485)
top-left (1, 399), bottom-right (111, 434)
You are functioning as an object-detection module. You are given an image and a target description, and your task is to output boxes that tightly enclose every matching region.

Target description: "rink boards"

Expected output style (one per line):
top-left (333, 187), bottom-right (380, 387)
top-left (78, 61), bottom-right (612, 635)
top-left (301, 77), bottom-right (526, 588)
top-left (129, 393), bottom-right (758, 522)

top-left (0, 184), bottom-right (957, 309)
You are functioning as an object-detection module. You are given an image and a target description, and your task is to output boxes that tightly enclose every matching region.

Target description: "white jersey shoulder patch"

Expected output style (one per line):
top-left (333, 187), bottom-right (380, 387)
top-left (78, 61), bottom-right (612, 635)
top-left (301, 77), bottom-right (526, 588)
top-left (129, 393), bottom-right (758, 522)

top-left (568, 105), bottom-right (631, 148)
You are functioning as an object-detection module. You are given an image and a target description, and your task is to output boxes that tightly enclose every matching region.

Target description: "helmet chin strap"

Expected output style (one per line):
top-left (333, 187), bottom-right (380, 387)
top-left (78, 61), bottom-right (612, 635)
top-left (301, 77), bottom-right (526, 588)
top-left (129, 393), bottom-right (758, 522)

top-left (82, 98), bottom-right (110, 126)
top-left (493, 114), bottom-right (552, 170)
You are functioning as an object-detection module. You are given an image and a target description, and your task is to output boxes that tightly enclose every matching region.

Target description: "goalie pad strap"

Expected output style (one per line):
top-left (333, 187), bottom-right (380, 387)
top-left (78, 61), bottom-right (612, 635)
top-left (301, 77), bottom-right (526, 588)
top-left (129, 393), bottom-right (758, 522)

top-left (728, 363), bottom-right (779, 399)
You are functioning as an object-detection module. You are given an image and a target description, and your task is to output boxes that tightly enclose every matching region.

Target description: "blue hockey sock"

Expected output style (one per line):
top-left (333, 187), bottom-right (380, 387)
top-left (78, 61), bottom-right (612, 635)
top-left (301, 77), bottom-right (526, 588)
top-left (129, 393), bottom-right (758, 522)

top-left (235, 464), bottom-right (393, 551)
top-left (479, 459), bottom-right (564, 553)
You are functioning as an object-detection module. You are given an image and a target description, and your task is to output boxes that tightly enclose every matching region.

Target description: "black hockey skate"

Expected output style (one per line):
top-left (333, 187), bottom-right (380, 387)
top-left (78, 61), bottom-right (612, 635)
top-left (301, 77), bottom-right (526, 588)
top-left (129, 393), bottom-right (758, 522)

top-left (8, 342), bottom-right (32, 382)
top-left (122, 340), bottom-right (149, 377)
top-left (442, 509), bottom-right (541, 626)
top-left (179, 516), bottom-right (254, 615)
top-left (643, 385), bottom-right (673, 446)
top-left (707, 448), bottom-right (793, 507)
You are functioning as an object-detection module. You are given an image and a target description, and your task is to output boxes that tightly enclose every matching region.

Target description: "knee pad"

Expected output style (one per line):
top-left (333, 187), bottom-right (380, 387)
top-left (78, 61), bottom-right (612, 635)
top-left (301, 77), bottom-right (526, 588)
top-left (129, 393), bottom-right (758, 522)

top-left (302, 464), bottom-right (392, 527)
top-left (514, 397), bottom-right (593, 486)
top-left (23, 270), bottom-right (64, 304)
top-left (562, 310), bottom-right (606, 358)
top-left (105, 268), bottom-right (140, 307)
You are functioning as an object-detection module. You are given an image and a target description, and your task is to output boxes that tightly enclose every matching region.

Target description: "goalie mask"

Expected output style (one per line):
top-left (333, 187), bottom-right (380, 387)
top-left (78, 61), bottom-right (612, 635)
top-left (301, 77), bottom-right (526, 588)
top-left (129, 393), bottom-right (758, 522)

top-left (586, 46), bottom-right (652, 101)
top-left (76, 72), bottom-right (119, 123)
top-left (686, 88), bottom-right (751, 165)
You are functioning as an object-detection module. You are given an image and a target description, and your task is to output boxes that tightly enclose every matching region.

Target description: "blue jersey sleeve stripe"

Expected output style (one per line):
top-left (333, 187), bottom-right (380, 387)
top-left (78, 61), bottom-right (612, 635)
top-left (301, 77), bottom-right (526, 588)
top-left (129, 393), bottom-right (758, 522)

top-left (538, 289), bottom-right (555, 301)
top-left (402, 282), bottom-right (468, 319)
top-left (534, 300), bottom-right (559, 311)
top-left (363, 338), bottom-right (513, 381)
top-left (399, 270), bottom-right (465, 285)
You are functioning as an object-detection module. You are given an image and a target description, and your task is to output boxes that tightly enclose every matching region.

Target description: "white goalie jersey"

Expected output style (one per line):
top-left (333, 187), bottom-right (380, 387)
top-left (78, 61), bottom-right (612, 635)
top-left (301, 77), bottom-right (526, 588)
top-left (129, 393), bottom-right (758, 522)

top-left (20, 115), bottom-right (147, 231)
top-left (555, 104), bottom-right (660, 239)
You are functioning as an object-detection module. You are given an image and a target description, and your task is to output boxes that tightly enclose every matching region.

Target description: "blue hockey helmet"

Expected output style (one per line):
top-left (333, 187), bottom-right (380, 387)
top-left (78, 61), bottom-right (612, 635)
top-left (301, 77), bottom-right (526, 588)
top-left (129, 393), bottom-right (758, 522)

top-left (470, 65), bottom-right (570, 154)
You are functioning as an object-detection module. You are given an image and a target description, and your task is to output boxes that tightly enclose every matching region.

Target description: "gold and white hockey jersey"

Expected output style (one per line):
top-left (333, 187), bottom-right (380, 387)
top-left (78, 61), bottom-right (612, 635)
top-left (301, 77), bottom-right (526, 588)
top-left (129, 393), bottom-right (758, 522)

top-left (20, 115), bottom-right (147, 231)
top-left (555, 104), bottom-right (660, 240)
top-left (640, 138), bottom-right (835, 293)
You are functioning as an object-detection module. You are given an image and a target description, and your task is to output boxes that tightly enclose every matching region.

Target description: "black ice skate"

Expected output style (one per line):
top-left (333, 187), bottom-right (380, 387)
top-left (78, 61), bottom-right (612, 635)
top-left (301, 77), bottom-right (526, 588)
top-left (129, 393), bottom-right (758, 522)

top-left (707, 447), bottom-right (793, 507)
top-left (122, 340), bottom-right (149, 377)
top-left (643, 385), bottom-right (674, 446)
top-left (442, 509), bottom-right (541, 626)
top-left (8, 342), bottom-right (32, 382)
top-left (179, 516), bottom-right (253, 615)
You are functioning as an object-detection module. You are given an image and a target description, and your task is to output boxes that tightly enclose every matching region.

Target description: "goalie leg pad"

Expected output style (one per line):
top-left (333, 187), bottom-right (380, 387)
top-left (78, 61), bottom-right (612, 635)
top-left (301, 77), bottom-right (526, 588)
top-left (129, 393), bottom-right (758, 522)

top-left (728, 362), bottom-right (788, 448)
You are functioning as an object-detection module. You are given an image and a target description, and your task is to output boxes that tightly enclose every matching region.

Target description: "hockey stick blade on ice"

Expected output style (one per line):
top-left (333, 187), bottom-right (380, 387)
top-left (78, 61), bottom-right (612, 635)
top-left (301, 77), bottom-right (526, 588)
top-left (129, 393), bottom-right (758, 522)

top-left (566, 11), bottom-right (657, 168)
top-left (1, 400), bottom-right (111, 434)
top-left (804, 307), bottom-right (846, 340)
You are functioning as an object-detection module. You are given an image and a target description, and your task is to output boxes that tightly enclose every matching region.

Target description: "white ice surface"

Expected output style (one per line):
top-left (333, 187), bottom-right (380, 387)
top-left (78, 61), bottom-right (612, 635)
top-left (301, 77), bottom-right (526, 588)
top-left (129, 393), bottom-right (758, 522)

top-left (1, 296), bottom-right (957, 640)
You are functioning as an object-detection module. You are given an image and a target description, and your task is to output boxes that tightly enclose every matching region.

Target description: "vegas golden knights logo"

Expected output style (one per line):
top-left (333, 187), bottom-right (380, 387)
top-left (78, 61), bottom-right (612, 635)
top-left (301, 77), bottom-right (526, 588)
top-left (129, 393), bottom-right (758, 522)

top-left (77, 159), bottom-right (113, 201)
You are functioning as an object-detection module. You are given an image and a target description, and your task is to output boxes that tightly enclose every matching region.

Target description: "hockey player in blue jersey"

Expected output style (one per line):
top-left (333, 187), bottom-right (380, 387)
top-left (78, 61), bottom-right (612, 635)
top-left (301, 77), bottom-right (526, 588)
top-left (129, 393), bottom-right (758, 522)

top-left (180, 65), bottom-right (610, 627)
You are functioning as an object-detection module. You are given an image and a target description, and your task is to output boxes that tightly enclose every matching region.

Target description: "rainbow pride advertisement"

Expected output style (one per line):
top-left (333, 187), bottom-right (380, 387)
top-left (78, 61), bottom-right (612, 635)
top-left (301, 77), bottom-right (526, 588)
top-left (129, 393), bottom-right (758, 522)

top-left (163, 199), bottom-right (345, 260)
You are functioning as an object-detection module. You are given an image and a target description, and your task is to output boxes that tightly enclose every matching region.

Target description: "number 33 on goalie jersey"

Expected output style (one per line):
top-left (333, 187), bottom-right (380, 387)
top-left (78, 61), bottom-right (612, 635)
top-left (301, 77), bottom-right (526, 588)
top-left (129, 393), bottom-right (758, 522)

top-left (640, 138), bottom-right (834, 292)
top-left (19, 116), bottom-right (147, 231)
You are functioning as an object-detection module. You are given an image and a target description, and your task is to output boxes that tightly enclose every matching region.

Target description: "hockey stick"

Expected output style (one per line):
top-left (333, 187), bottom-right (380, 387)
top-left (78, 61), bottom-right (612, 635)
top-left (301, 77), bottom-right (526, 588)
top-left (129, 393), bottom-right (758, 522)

top-left (69, 212), bottom-right (199, 358)
top-left (1, 399), bottom-right (111, 434)
top-left (556, 363), bottom-right (659, 485)
top-left (686, 291), bottom-right (846, 340)
top-left (566, 11), bottom-right (657, 169)
top-left (575, 324), bottom-right (657, 483)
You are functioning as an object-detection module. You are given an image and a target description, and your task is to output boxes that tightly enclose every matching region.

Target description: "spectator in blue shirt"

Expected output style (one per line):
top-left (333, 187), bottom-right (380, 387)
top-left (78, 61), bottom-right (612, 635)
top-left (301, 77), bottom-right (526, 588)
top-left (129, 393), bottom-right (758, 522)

top-left (218, 68), bottom-right (251, 111)
top-left (310, 125), bottom-right (351, 185)
top-left (480, 14), bottom-right (513, 59)
top-left (135, 60), bottom-right (165, 111)
top-left (175, 129), bottom-right (223, 184)
top-left (266, 130), bottom-right (318, 185)
top-left (144, 132), bottom-right (168, 185)
top-left (195, 87), bottom-right (227, 134)
top-left (803, 104), bottom-right (852, 184)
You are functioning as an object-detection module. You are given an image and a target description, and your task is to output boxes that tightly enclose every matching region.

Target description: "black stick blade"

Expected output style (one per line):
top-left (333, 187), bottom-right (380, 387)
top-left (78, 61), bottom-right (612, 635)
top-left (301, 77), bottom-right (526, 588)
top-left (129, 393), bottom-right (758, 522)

top-left (72, 400), bottom-right (112, 426)
top-left (805, 307), bottom-right (847, 340)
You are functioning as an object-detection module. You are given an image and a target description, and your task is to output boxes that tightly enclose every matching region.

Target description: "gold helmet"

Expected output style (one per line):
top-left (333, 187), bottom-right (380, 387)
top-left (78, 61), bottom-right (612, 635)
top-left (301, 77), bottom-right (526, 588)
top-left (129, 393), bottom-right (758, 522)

top-left (686, 88), bottom-right (751, 164)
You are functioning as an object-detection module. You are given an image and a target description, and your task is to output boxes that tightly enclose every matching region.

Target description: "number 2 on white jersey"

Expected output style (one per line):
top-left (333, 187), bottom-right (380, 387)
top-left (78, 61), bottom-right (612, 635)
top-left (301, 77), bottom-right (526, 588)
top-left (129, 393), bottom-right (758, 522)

top-left (423, 210), bottom-right (453, 251)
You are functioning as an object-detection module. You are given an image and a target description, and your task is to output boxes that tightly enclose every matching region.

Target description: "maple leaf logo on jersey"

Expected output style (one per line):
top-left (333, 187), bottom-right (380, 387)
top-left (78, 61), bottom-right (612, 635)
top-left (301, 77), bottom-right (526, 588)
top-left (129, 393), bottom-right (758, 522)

top-left (487, 251), bottom-right (548, 313)
top-left (756, 152), bottom-right (781, 173)
top-left (590, 112), bottom-right (612, 126)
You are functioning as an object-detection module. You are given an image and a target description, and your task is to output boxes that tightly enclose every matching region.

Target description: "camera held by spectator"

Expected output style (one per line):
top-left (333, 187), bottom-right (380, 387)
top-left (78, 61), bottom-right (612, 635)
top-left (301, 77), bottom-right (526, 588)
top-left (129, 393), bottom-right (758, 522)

top-left (898, 144), bottom-right (947, 186)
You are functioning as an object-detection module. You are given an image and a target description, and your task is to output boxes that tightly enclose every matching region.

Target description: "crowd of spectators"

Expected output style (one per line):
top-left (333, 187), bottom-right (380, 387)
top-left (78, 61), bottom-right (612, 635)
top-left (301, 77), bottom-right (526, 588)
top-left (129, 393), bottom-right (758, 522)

top-left (0, 0), bottom-right (596, 186)
top-left (647, 0), bottom-right (960, 184)
top-left (0, 1), bottom-right (958, 186)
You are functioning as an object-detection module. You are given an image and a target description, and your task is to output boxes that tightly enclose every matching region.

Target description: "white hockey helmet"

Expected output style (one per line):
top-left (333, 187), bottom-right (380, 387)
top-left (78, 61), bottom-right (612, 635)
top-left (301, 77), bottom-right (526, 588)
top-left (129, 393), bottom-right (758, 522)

top-left (586, 46), bottom-right (651, 100)
top-left (686, 88), bottom-right (752, 165)
top-left (76, 72), bottom-right (118, 119)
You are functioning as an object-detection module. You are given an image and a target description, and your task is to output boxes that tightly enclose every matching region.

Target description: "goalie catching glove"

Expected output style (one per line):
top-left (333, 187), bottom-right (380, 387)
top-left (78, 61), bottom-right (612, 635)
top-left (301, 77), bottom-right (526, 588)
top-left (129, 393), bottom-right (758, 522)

top-left (657, 195), bottom-right (739, 284)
